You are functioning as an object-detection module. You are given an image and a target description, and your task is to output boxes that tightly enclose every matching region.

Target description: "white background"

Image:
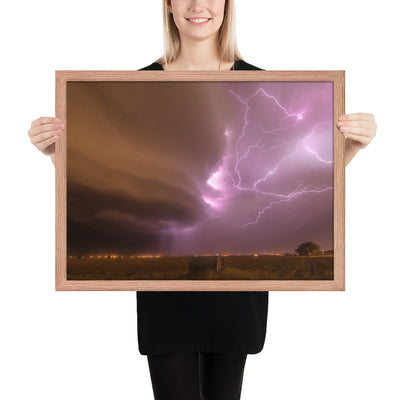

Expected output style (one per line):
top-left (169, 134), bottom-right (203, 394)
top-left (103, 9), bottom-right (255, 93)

top-left (1, 0), bottom-right (399, 399)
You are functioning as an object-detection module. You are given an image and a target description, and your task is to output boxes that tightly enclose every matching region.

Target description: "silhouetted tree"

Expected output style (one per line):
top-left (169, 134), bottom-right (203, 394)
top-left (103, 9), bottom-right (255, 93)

top-left (295, 242), bottom-right (321, 257)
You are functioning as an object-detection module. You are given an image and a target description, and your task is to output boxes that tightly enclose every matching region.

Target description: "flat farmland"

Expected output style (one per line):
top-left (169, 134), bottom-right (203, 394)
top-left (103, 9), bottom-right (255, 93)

top-left (67, 255), bottom-right (333, 280)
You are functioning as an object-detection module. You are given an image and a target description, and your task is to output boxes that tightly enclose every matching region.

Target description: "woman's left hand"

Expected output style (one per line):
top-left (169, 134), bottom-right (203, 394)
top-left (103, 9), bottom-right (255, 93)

top-left (337, 113), bottom-right (377, 150)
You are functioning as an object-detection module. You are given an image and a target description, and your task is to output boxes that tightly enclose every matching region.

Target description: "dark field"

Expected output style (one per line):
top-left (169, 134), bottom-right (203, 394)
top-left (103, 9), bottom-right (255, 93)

top-left (67, 255), bottom-right (334, 280)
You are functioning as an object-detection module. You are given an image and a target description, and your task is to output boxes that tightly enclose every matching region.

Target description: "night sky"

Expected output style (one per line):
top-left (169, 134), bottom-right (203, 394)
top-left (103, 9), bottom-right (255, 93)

top-left (67, 80), bottom-right (333, 256)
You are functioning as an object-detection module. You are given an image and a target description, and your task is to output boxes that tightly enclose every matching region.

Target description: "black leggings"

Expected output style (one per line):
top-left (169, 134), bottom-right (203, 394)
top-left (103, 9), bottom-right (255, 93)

top-left (147, 352), bottom-right (248, 400)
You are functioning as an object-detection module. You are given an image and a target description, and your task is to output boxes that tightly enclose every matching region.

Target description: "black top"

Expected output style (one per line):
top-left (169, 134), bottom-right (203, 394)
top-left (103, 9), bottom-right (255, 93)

top-left (136, 59), bottom-right (268, 355)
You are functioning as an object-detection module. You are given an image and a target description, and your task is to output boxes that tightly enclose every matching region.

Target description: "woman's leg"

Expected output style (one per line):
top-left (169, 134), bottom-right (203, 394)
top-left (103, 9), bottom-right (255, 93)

top-left (199, 352), bottom-right (248, 400)
top-left (147, 352), bottom-right (200, 400)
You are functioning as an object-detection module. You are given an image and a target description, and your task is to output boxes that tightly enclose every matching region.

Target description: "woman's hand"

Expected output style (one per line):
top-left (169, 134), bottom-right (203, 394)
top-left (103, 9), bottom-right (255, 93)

top-left (337, 112), bottom-right (377, 150)
top-left (28, 116), bottom-right (64, 156)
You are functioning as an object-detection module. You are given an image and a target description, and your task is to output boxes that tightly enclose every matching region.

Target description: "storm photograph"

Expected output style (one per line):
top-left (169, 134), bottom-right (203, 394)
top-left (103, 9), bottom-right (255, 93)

top-left (66, 79), bottom-right (334, 281)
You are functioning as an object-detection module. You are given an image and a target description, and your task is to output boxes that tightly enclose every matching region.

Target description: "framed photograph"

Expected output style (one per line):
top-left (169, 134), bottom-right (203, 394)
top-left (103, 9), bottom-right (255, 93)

top-left (55, 70), bottom-right (345, 291)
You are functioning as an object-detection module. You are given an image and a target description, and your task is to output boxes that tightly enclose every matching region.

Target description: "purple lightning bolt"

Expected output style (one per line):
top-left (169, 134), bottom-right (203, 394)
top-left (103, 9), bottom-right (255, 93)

top-left (203, 84), bottom-right (334, 228)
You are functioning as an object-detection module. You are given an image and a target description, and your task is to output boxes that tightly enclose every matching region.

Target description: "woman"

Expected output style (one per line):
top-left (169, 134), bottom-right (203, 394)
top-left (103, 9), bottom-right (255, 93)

top-left (28, 0), bottom-right (377, 399)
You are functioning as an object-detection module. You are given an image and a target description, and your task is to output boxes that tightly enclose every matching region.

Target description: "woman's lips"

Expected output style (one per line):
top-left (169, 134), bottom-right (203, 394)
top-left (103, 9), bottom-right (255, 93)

top-left (185, 17), bottom-right (211, 26)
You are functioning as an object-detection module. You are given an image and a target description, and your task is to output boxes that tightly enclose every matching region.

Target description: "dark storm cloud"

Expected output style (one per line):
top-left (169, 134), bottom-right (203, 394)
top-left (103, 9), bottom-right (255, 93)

top-left (66, 80), bottom-right (334, 256)
top-left (67, 81), bottom-right (236, 254)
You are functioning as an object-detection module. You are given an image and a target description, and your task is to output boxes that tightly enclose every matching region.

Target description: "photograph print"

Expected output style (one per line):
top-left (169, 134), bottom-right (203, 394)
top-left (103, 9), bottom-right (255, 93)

top-left (65, 77), bottom-right (336, 283)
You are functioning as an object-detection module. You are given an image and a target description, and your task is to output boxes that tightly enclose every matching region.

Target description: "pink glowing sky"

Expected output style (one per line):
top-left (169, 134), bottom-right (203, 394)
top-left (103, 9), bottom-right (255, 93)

top-left (67, 81), bottom-right (333, 256)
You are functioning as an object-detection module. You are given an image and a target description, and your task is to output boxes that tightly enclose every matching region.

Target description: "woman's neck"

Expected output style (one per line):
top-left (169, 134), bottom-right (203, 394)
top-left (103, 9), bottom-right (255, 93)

top-left (162, 36), bottom-right (234, 71)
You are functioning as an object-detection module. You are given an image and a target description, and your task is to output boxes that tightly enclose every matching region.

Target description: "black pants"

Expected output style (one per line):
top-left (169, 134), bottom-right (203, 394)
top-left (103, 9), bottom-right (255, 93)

top-left (147, 352), bottom-right (248, 400)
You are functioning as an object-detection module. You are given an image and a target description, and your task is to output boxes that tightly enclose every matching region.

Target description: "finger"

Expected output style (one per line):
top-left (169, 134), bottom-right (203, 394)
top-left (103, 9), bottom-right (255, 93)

top-left (339, 127), bottom-right (375, 137)
top-left (29, 123), bottom-right (63, 138)
top-left (30, 129), bottom-right (62, 145)
top-left (337, 120), bottom-right (374, 129)
top-left (339, 113), bottom-right (374, 121)
top-left (31, 116), bottom-right (61, 128)
top-left (37, 135), bottom-right (59, 152)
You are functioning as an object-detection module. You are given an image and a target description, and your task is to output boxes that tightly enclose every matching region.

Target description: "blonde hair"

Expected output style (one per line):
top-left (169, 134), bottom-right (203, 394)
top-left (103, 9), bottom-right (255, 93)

top-left (154, 0), bottom-right (244, 67)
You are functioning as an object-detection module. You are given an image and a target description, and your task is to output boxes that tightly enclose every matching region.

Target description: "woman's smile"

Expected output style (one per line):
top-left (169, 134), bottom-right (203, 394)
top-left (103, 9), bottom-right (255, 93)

top-left (185, 17), bottom-right (212, 26)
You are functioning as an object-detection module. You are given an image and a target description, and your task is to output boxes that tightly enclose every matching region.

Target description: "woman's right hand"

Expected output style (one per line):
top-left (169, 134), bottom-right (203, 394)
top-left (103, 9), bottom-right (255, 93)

top-left (28, 116), bottom-right (64, 156)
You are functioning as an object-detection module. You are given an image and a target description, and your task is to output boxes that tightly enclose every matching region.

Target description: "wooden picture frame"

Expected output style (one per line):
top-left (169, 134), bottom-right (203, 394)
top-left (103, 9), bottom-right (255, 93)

top-left (55, 70), bottom-right (345, 291)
